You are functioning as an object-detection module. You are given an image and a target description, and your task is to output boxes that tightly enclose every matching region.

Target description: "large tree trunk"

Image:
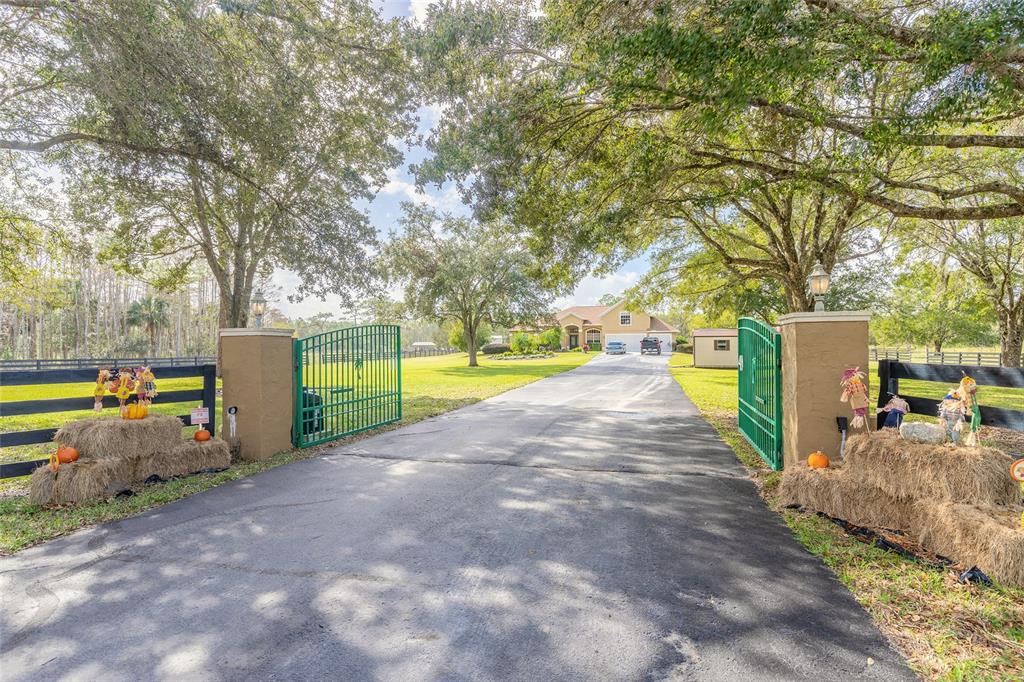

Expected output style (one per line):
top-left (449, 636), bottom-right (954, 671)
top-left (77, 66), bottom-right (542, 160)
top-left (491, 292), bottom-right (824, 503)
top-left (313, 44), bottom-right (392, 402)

top-left (998, 311), bottom-right (1023, 367)
top-left (215, 284), bottom-right (253, 374)
top-left (219, 289), bottom-right (251, 329)
top-left (466, 318), bottom-right (479, 367)
top-left (784, 283), bottom-right (813, 313)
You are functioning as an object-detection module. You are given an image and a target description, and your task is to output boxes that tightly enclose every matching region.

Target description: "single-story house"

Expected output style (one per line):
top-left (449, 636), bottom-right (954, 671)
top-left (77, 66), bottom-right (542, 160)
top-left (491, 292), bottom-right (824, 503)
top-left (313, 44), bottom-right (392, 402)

top-left (554, 301), bottom-right (678, 352)
top-left (692, 328), bottom-right (738, 368)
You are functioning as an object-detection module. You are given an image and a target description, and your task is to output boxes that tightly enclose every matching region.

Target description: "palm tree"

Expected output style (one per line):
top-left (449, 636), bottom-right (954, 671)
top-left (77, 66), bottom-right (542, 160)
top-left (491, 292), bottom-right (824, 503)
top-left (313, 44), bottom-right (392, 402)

top-left (126, 296), bottom-right (170, 356)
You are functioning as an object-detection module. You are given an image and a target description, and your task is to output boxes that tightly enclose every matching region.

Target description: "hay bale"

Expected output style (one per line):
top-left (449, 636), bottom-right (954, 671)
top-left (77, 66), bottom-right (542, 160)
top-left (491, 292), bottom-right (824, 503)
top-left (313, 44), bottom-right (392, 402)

top-left (54, 415), bottom-right (184, 459)
top-left (138, 438), bottom-right (230, 480)
top-left (844, 431), bottom-right (1020, 506)
top-left (912, 501), bottom-right (1024, 588)
top-left (29, 458), bottom-right (136, 505)
top-left (778, 464), bottom-right (916, 531)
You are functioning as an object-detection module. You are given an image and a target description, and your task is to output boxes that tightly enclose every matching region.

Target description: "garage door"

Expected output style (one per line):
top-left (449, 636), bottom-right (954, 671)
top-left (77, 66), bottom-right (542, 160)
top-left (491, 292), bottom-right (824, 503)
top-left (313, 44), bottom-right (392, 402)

top-left (648, 333), bottom-right (675, 351)
top-left (605, 333), bottom-right (674, 353)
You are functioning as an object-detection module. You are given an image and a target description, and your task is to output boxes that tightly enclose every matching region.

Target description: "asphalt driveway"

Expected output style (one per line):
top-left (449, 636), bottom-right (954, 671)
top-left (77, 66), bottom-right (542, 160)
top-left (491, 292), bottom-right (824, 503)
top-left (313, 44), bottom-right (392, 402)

top-left (0, 353), bottom-right (913, 681)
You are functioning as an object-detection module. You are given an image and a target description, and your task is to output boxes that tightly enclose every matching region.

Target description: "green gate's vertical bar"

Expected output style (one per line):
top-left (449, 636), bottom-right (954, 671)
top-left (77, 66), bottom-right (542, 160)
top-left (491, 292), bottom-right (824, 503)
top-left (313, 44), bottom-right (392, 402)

top-left (737, 317), bottom-right (783, 470)
top-left (292, 335), bottom-right (302, 447)
top-left (396, 323), bottom-right (402, 422)
top-left (772, 328), bottom-right (783, 467)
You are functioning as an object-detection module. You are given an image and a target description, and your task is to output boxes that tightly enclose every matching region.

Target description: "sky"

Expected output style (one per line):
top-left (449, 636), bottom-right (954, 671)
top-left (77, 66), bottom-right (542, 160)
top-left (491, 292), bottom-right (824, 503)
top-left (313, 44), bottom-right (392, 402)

top-left (272, 0), bottom-right (649, 318)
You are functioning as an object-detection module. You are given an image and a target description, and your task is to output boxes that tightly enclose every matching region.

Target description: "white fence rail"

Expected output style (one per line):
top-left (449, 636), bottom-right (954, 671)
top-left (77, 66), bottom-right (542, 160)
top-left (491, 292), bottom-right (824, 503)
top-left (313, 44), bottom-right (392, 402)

top-left (869, 348), bottom-right (1011, 367)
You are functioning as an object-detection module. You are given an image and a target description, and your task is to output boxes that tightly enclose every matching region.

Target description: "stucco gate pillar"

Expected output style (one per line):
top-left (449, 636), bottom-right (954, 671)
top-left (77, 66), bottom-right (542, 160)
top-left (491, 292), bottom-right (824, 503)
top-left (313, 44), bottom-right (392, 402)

top-left (779, 312), bottom-right (870, 468)
top-left (219, 328), bottom-right (295, 461)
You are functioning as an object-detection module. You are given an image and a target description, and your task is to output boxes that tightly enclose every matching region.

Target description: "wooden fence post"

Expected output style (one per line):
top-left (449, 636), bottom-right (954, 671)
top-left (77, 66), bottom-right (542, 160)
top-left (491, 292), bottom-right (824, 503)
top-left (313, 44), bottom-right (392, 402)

top-left (202, 363), bottom-right (217, 436)
top-left (875, 360), bottom-right (899, 430)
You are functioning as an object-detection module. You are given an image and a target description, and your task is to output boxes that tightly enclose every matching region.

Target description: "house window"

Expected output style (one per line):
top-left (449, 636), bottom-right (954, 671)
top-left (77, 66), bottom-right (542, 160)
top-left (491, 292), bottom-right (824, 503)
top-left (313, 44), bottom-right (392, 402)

top-left (714, 339), bottom-right (730, 351)
top-left (619, 313), bottom-right (631, 326)
top-left (586, 329), bottom-right (601, 343)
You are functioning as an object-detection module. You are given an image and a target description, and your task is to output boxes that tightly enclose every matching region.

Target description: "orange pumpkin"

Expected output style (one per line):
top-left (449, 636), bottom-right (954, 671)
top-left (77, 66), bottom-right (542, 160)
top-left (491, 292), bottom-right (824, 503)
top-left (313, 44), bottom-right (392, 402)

top-left (123, 403), bottom-right (148, 420)
top-left (49, 445), bottom-right (81, 471)
top-left (194, 429), bottom-right (211, 442)
top-left (807, 451), bottom-right (830, 469)
top-left (56, 446), bottom-right (80, 464)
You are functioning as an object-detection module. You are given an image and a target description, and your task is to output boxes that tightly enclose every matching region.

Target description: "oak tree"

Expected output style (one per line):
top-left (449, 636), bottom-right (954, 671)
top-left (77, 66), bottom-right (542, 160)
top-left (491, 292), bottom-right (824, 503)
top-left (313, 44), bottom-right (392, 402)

top-left (385, 203), bottom-right (552, 367)
top-left (4, 0), bottom-right (416, 331)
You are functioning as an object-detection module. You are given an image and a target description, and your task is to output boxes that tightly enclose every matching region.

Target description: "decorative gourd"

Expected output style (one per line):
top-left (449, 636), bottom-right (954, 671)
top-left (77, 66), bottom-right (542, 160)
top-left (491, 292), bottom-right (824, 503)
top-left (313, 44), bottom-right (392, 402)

top-left (123, 403), bottom-right (148, 420)
top-left (194, 429), bottom-right (211, 442)
top-left (48, 445), bottom-right (81, 472)
top-left (56, 446), bottom-right (80, 464)
top-left (807, 451), bottom-right (830, 469)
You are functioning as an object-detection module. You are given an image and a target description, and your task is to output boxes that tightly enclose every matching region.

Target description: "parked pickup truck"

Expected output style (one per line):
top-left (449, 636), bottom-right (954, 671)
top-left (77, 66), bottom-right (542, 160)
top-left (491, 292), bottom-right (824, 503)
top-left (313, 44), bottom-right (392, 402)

top-left (640, 337), bottom-right (662, 355)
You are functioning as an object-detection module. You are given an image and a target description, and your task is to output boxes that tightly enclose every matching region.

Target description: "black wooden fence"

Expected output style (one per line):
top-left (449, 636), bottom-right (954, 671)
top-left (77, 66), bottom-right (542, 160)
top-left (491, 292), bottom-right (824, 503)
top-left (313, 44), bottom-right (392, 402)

top-left (0, 364), bottom-right (216, 479)
top-left (0, 356), bottom-right (216, 371)
top-left (876, 360), bottom-right (1024, 431)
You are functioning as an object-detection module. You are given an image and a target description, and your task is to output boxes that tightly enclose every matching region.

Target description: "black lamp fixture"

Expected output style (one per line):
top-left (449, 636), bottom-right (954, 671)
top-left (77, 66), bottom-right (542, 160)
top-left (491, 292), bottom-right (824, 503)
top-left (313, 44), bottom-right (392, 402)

top-left (252, 290), bottom-right (267, 328)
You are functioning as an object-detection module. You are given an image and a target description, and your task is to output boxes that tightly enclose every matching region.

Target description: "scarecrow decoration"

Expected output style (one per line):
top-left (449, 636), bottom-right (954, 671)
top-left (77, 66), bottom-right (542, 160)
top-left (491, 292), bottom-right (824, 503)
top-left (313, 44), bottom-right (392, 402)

top-left (876, 394), bottom-right (910, 430)
top-left (957, 374), bottom-right (981, 447)
top-left (93, 369), bottom-right (111, 412)
top-left (840, 367), bottom-right (870, 430)
top-left (109, 367), bottom-right (136, 416)
top-left (136, 366), bottom-right (158, 406)
top-left (938, 389), bottom-right (966, 444)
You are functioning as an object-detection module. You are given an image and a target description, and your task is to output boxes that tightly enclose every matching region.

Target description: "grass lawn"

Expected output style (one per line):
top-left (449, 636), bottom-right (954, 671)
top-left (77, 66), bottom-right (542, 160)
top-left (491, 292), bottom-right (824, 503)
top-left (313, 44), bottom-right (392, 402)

top-left (668, 353), bottom-right (1024, 681)
top-left (0, 351), bottom-right (593, 553)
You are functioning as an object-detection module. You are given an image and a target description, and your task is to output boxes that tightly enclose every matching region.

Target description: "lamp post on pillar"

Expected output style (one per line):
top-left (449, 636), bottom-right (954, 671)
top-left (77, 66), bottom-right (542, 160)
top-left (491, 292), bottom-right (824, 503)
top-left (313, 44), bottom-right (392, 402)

top-left (807, 261), bottom-right (831, 312)
top-left (251, 290), bottom-right (266, 329)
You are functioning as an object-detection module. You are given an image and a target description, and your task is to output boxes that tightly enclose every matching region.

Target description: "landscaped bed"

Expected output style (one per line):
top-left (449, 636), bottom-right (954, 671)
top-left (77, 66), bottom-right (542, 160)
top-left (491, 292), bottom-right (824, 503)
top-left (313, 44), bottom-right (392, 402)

top-left (0, 351), bottom-right (593, 553)
top-left (493, 351), bottom-right (556, 360)
top-left (669, 352), bottom-right (1024, 681)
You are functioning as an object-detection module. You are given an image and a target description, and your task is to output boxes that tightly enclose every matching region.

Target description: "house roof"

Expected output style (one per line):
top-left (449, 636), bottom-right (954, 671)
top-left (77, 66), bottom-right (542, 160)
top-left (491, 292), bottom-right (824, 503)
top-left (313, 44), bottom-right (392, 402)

top-left (648, 317), bottom-right (678, 333)
top-left (556, 305), bottom-right (611, 325)
top-left (692, 328), bottom-right (738, 338)
top-left (555, 304), bottom-right (679, 333)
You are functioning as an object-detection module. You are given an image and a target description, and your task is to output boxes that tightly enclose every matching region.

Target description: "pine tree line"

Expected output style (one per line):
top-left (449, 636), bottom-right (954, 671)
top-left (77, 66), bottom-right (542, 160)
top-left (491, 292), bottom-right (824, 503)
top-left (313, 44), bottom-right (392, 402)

top-left (1, 248), bottom-right (219, 360)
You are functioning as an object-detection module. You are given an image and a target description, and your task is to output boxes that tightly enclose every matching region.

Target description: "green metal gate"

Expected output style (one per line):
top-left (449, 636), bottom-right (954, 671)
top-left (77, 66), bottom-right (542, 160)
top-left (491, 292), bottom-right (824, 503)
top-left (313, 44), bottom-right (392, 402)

top-left (293, 324), bottom-right (402, 448)
top-left (738, 317), bottom-right (783, 470)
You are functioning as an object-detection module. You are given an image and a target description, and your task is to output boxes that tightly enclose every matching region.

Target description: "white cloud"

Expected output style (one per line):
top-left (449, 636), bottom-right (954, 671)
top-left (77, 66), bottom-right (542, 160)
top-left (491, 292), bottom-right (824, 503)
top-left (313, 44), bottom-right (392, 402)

top-left (378, 167), bottom-right (468, 215)
top-left (380, 167), bottom-right (437, 206)
top-left (270, 270), bottom-right (403, 319)
top-left (408, 0), bottom-right (432, 23)
top-left (555, 271), bottom-right (642, 308)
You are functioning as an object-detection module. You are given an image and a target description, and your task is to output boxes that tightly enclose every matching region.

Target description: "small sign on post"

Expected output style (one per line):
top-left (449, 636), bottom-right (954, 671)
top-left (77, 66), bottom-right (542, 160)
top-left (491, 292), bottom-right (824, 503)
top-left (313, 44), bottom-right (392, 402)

top-left (190, 407), bottom-right (210, 428)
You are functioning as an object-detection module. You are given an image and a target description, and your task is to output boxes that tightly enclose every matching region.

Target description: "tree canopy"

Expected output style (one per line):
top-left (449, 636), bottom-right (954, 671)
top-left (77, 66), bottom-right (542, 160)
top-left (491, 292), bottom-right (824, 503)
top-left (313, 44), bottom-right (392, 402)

top-left (385, 203), bottom-right (552, 366)
top-left (3, 0), bottom-right (416, 331)
top-left (414, 0), bottom-right (1023, 363)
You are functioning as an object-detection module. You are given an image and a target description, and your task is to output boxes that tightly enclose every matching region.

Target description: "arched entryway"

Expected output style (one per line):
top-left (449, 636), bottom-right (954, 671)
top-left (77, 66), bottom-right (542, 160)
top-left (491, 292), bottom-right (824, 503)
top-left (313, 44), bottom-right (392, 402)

top-left (565, 325), bottom-right (580, 349)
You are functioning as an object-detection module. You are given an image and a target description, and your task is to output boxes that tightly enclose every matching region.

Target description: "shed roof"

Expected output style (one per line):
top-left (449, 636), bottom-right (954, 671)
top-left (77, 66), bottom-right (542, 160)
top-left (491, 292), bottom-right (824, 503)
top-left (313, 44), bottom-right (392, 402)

top-left (692, 328), bottom-right (738, 338)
